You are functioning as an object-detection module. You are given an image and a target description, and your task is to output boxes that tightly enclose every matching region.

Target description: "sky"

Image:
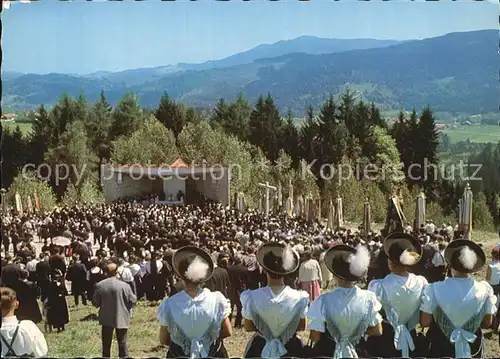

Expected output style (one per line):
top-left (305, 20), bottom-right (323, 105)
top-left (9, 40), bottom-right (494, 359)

top-left (2, 0), bottom-right (497, 75)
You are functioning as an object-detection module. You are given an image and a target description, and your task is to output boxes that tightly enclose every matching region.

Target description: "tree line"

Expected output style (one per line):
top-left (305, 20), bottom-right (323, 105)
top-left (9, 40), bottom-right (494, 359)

top-left (1, 90), bottom-right (499, 230)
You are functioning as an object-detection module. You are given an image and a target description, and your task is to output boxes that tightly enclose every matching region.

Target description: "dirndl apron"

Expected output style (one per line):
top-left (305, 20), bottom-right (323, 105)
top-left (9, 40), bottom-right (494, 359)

top-left (364, 320), bottom-right (429, 358)
top-left (166, 338), bottom-right (228, 359)
top-left (308, 299), bottom-right (375, 359)
top-left (243, 302), bottom-right (306, 359)
top-left (426, 306), bottom-right (484, 358)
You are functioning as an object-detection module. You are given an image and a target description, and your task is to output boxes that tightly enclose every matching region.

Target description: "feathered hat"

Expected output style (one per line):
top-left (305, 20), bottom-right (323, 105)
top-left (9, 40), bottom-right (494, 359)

top-left (444, 239), bottom-right (485, 273)
top-left (383, 232), bottom-right (422, 267)
top-left (172, 246), bottom-right (215, 284)
top-left (256, 242), bottom-right (300, 276)
top-left (324, 244), bottom-right (371, 282)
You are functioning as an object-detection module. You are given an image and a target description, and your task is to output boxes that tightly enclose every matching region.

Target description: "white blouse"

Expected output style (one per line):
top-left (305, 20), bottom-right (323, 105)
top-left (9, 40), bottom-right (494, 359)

top-left (241, 286), bottom-right (309, 336)
top-left (0, 316), bottom-right (48, 357)
top-left (157, 288), bottom-right (231, 358)
top-left (298, 259), bottom-right (322, 282)
top-left (308, 286), bottom-right (382, 359)
top-left (368, 273), bottom-right (428, 357)
top-left (488, 261), bottom-right (500, 286)
top-left (420, 277), bottom-right (497, 358)
top-left (241, 286), bottom-right (309, 359)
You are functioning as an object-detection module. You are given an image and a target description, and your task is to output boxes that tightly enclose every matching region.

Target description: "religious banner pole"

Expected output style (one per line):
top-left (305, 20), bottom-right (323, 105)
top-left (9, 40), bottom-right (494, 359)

top-left (15, 192), bottom-right (23, 215)
top-left (304, 196), bottom-right (310, 222)
top-left (363, 199), bottom-right (371, 239)
top-left (335, 196), bottom-right (343, 229)
top-left (34, 190), bottom-right (40, 212)
top-left (327, 199), bottom-right (334, 230)
top-left (239, 192), bottom-right (246, 213)
top-left (414, 192), bottom-right (426, 231)
top-left (297, 195), bottom-right (305, 218)
top-left (233, 191), bottom-right (239, 209)
top-left (0, 189), bottom-right (7, 214)
top-left (317, 197), bottom-right (322, 225)
top-left (277, 182), bottom-right (283, 213)
top-left (458, 198), bottom-right (463, 229)
top-left (463, 183), bottom-right (473, 240)
top-left (258, 181), bottom-right (277, 218)
top-left (27, 196), bottom-right (33, 214)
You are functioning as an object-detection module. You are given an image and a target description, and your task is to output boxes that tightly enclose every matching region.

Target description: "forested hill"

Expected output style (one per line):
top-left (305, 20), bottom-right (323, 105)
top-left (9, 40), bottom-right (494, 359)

top-left (3, 30), bottom-right (497, 114)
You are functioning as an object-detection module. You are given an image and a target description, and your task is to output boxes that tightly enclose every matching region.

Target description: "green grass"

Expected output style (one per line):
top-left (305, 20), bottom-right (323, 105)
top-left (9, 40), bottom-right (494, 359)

top-left (1, 121), bottom-right (33, 136)
top-left (443, 125), bottom-right (500, 144)
top-left (438, 151), bottom-right (471, 165)
top-left (39, 229), bottom-right (500, 358)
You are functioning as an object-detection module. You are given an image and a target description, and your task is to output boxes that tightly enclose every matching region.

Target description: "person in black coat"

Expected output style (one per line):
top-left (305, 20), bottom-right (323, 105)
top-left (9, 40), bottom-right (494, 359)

top-left (87, 258), bottom-right (106, 301)
top-left (2, 270), bottom-right (43, 324)
top-left (204, 255), bottom-right (231, 298)
top-left (66, 256), bottom-right (88, 306)
top-left (1, 261), bottom-right (23, 284)
top-left (46, 270), bottom-right (70, 332)
top-left (49, 249), bottom-right (67, 277)
top-left (226, 255), bottom-right (249, 328)
top-left (36, 253), bottom-right (52, 299)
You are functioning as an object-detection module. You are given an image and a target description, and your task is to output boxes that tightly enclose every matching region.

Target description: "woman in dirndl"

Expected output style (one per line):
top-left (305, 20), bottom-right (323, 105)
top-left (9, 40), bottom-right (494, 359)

top-left (297, 249), bottom-right (322, 302)
top-left (365, 233), bottom-right (429, 358)
top-left (307, 244), bottom-right (383, 359)
top-left (420, 239), bottom-right (497, 358)
top-left (486, 246), bottom-right (500, 332)
top-left (157, 246), bottom-right (232, 358)
top-left (241, 242), bottom-right (309, 359)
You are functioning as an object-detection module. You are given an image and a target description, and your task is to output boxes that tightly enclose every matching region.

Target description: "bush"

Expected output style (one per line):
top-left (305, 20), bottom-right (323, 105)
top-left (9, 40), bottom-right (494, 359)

top-left (7, 172), bottom-right (57, 213)
top-left (62, 180), bottom-right (105, 207)
top-left (473, 192), bottom-right (495, 231)
top-left (111, 116), bottom-right (178, 165)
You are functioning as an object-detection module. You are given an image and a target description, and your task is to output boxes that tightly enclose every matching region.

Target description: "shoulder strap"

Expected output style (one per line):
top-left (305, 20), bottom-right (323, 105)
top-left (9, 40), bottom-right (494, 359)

top-left (0, 321), bottom-right (21, 356)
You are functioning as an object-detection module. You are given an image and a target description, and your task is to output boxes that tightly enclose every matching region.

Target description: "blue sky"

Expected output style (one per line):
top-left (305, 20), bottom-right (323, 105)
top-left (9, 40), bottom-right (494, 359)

top-left (2, 0), bottom-right (497, 74)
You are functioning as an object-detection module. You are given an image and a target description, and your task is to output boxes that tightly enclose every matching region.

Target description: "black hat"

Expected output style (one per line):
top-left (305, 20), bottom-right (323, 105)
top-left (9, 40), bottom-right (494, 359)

top-left (172, 246), bottom-right (215, 284)
top-left (444, 239), bottom-right (485, 273)
top-left (256, 242), bottom-right (300, 276)
top-left (383, 232), bottom-right (422, 266)
top-left (324, 244), bottom-right (371, 282)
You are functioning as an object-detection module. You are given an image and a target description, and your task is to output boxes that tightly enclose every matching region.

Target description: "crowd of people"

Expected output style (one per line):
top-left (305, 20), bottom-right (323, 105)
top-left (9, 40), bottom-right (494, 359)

top-left (1, 197), bottom-right (500, 358)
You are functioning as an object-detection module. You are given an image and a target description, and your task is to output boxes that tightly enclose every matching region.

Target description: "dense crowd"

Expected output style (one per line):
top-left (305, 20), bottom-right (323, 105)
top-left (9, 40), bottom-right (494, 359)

top-left (1, 198), bottom-right (499, 358)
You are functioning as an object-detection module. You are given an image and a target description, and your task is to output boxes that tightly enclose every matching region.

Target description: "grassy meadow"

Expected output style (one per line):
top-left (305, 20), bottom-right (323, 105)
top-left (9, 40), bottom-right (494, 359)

top-left (1, 121), bottom-right (33, 136)
top-left (443, 125), bottom-right (500, 144)
top-left (38, 229), bottom-right (500, 358)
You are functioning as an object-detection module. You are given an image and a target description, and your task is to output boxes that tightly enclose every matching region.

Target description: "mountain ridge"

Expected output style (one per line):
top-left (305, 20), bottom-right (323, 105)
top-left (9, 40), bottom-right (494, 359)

top-left (2, 30), bottom-right (497, 114)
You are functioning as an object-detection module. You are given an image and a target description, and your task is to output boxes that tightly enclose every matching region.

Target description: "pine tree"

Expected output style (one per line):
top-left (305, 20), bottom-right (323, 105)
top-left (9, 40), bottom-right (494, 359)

top-left (210, 98), bottom-right (229, 131)
top-left (51, 94), bottom-right (77, 144)
top-left (184, 107), bottom-right (201, 125)
top-left (417, 107), bottom-right (440, 197)
top-left (1, 125), bottom-right (28, 188)
top-left (282, 109), bottom-right (299, 167)
top-left (87, 90), bottom-right (113, 160)
top-left (248, 93), bottom-right (283, 162)
top-left (154, 92), bottom-right (186, 138)
top-left (227, 93), bottom-right (251, 141)
top-left (28, 104), bottom-right (55, 165)
top-left (109, 92), bottom-right (142, 140)
top-left (369, 102), bottom-right (387, 130)
top-left (350, 101), bottom-right (374, 158)
top-left (45, 121), bottom-right (99, 197)
top-left (299, 104), bottom-right (319, 164)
